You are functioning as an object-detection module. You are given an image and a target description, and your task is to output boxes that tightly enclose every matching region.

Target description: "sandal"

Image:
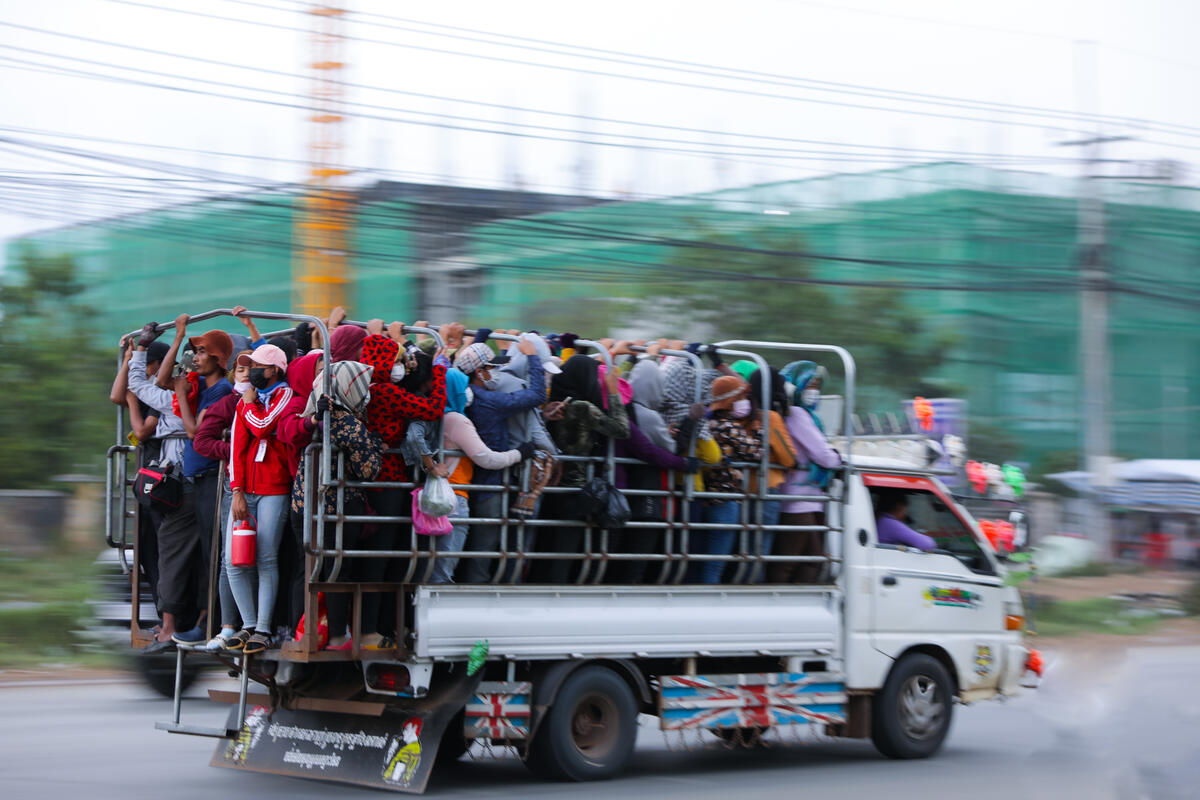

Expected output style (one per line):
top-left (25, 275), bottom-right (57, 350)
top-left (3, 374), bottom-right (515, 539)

top-left (366, 635), bottom-right (396, 650)
top-left (242, 631), bottom-right (271, 655)
top-left (222, 629), bottom-right (251, 651)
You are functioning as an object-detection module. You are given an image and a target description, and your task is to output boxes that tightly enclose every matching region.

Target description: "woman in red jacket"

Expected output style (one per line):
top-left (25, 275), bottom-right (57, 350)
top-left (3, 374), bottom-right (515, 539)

top-left (225, 344), bottom-right (294, 654)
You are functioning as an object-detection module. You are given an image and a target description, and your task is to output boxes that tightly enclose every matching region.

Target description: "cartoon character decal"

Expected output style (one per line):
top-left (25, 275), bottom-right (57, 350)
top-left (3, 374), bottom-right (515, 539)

top-left (974, 645), bottom-right (995, 677)
top-left (381, 717), bottom-right (422, 786)
top-left (225, 706), bottom-right (269, 765)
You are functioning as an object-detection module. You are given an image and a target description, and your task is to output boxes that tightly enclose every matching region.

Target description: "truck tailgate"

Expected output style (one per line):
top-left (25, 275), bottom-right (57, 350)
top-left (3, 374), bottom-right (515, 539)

top-left (413, 585), bottom-right (840, 660)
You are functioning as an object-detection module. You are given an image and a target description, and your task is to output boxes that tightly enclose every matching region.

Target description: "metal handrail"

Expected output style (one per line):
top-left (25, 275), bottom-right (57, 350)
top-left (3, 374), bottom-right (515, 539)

top-left (112, 322), bottom-right (869, 660)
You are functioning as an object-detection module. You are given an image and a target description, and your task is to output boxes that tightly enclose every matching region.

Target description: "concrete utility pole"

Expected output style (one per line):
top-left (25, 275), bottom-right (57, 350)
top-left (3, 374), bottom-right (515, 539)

top-left (1059, 41), bottom-right (1127, 560)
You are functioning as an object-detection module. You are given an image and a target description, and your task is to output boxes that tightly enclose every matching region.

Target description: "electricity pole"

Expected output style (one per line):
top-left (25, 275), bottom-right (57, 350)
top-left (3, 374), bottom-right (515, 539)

top-left (1059, 41), bottom-right (1127, 561)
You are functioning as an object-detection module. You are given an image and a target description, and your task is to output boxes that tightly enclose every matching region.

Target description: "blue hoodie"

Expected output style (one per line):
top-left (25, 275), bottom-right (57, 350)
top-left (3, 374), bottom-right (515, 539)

top-left (444, 367), bottom-right (470, 415)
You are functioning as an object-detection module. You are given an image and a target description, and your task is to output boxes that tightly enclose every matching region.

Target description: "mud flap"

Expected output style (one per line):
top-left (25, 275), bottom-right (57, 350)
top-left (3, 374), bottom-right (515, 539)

top-left (211, 668), bottom-right (482, 794)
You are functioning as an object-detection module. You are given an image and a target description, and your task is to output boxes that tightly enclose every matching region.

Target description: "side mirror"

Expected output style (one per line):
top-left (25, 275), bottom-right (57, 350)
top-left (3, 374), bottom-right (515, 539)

top-left (1008, 511), bottom-right (1029, 549)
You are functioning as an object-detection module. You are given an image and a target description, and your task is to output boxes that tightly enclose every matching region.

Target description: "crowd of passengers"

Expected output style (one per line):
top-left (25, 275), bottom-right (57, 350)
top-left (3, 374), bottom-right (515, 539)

top-left (114, 307), bottom-right (860, 656)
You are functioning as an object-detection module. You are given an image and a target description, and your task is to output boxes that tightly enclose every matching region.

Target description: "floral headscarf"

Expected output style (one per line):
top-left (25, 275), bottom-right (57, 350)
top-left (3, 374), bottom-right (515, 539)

top-left (303, 360), bottom-right (374, 418)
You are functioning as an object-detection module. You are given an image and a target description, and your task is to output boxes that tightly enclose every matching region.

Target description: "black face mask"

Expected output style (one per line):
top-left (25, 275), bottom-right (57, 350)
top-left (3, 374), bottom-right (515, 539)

top-left (248, 367), bottom-right (271, 390)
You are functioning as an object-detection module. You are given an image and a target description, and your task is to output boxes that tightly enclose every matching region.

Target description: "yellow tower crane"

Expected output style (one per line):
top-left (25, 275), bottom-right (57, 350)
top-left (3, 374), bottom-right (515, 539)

top-left (294, 5), bottom-right (350, 316)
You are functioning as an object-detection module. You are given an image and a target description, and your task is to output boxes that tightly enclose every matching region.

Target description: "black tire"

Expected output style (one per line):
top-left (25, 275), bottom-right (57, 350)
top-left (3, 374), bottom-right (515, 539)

top-left (136, 652), bottom-right (199, 698)
top-left (525, 665), bottom-right (638, 782)
top-left (871, 653), bottom-right (954, 759)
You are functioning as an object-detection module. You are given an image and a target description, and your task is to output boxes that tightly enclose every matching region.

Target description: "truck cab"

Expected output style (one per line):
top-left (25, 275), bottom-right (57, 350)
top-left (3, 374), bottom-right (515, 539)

top-left (840, 460), bottom-right (1030, 710)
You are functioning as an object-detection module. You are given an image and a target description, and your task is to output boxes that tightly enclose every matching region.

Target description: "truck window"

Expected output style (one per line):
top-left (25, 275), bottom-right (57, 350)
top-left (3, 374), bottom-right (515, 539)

top-left (871, 487), bottom-right (995, 576)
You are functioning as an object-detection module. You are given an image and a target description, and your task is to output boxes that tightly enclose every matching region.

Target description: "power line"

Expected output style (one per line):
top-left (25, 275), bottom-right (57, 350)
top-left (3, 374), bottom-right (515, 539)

top-left (236, 0), bottom-right (1200, 139)
top-left (96, 0), bottom-right (1200, 141)
top-left (0, 20), bottom-right (1100, 164)
top-left (0, 34), bottom-right (1097, 170)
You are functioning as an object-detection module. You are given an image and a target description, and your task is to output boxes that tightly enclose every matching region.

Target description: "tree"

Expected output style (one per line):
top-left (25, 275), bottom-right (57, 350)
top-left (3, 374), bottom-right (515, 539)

top-left (638, 224), bottom-right (956, 400)
top-left (0, 249), bottom-right (111, 488)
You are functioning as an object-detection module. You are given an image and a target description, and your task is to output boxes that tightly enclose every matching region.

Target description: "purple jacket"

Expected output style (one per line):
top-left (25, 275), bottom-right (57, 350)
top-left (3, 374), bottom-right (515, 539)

top-left (876, 513), bottom-right (936, 551)
top-left (614, 420), bottom-right (689, 489)
top-left (780, 407), bottom-right (842, 514)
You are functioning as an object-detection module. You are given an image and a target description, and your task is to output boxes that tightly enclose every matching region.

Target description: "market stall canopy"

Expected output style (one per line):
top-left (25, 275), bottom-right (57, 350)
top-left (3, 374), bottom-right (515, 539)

top-left (1047, 460), bottom-right (1200, 511)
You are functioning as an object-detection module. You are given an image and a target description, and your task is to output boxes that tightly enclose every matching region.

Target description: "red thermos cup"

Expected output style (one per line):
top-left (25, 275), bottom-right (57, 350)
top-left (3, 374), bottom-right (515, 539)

top-left (231, 516), bottom-right (257, 567)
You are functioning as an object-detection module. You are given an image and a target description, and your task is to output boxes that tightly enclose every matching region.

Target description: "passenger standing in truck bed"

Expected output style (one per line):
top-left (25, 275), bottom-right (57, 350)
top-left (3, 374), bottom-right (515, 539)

top-left (774, 361), bottom-right (842, 584)
top-left (458, 339), bottom-right (546, 583)
top-left (131, 316), bottom-right (233, 651)
top-left (226, 344), bottom-right (293, 654)
top-left (537, 355), bottom-right (630, 583)
top-left (743, 366), bottom-right (799, 583)
top-left (693, 375), bottom-right (763, 584)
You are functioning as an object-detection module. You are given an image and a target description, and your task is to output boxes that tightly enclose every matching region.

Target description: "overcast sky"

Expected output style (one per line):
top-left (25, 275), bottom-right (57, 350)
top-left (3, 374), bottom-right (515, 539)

top-left (2, 0), bottom-right (1198, 247)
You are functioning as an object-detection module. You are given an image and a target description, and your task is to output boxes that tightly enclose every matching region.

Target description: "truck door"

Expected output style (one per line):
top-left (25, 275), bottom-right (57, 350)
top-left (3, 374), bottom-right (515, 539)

top-left (864, 473), bottom-right (1007, 693)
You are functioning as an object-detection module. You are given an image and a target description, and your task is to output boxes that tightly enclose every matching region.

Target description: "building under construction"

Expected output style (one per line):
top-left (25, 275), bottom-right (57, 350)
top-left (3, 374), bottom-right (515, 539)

top-left (8, 162), bottom-right (1200, 465)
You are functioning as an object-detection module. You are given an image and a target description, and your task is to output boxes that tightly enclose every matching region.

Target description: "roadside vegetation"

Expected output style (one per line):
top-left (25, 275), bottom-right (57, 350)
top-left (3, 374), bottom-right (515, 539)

top-left (0, 550), bottom-right (105, 668)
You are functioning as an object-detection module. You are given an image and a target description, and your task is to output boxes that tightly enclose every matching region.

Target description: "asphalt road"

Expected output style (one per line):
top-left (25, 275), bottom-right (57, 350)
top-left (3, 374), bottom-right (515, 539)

top-left (2, 645), bottom-right (1198, 800)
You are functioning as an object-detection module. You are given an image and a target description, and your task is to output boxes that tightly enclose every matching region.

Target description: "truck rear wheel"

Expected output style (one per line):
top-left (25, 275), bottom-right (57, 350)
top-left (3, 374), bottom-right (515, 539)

top-left (525, 665), bottom-right (638, 782)
top-left (871, 653), bottom-right (953, 759)
top-left (136, 651), bottom-right (198, 698)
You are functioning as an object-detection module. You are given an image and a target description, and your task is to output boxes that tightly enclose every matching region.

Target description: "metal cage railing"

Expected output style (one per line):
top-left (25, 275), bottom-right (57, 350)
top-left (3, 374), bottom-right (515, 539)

top-left (106, 310), bottom-right (857, 660)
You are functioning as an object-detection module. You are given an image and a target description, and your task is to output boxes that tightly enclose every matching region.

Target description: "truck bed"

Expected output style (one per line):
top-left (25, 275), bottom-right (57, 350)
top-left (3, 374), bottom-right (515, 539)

top-left (413, 585), bottom-right (841, 661)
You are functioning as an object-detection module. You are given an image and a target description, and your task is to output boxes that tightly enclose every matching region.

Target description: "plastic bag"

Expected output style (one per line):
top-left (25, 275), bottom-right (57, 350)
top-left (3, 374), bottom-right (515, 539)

top-left (581, 476), bottom-right (631, 529)
top-left (412, 488), bottom-right (453, 536)
top-left (418, 475), bottom-right (457, 517)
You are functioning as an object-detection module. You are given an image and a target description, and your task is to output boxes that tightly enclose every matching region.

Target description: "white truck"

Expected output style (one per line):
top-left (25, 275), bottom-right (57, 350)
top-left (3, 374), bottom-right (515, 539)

top-left (105, 313), bottom-right (1039, 793)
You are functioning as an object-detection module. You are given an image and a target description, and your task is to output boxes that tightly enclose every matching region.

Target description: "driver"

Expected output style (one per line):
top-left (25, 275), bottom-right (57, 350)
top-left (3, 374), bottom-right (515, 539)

top-left (874, 490), bottom-right (936, 551)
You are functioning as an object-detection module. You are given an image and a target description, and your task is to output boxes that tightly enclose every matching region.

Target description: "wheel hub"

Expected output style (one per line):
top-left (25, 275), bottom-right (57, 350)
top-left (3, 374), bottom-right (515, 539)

top-left (570, 693), bottom-right (618, 757)
top-left (898, 674), bottom-right (945, 740)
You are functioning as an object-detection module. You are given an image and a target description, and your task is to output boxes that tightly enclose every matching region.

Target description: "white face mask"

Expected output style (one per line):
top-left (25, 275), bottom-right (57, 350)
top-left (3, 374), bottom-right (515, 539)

top-left (801, 388), bottom-right (820, 407)
top-left (390, 363), bottom-right (406, 383)
top-left (233, 380), bottom-right (252, 394)
top-left (731, 398), bottom-right (752, 418)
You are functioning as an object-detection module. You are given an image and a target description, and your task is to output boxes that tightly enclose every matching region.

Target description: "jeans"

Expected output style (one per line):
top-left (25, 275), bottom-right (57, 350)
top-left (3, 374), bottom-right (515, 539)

top-left (216, 476), bottom-right (243, 628)
top-left (225, 493), bottom-right (289, 632)
top-left (461, 489), bottom-right (522, 584)
top-left (417, 493), bottom-right (470, 583)
top-left (746, 499), bottom-right (782, 584)
top-left (687, 501), bottom-right (740, 584)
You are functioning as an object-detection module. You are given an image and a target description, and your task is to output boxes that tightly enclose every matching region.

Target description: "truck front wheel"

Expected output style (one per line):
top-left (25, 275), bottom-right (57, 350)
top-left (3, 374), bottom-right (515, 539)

top-left (871, 653), bottom-right (953, 759)
top-left (525, 665), bottom-right (638, 781)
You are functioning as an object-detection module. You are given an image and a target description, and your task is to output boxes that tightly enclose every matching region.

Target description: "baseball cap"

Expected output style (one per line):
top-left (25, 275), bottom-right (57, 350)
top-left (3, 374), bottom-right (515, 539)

top-left (454, 342), bottom-right (505, 376)
top-left (237, 343), bottom-right (288, 374)
top-left (144, 341), bottom-right (170, 366)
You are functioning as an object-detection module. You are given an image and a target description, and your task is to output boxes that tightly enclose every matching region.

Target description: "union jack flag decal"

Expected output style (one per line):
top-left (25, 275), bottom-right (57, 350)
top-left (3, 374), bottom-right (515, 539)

top-left (465, 681), bottom-right (531, 740)
top-left (659, 672), bottom-right (846, 731)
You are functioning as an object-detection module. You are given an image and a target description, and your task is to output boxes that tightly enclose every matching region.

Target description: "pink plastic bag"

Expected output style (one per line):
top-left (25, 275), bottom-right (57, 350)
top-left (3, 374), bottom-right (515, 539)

top-left (411, 488), bottom-right (453, 536)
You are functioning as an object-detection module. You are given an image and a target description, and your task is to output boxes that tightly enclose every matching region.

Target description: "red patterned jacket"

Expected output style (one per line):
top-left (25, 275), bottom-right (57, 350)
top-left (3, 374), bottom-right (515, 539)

top-left (360, 334), bottom-right (446, 483)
